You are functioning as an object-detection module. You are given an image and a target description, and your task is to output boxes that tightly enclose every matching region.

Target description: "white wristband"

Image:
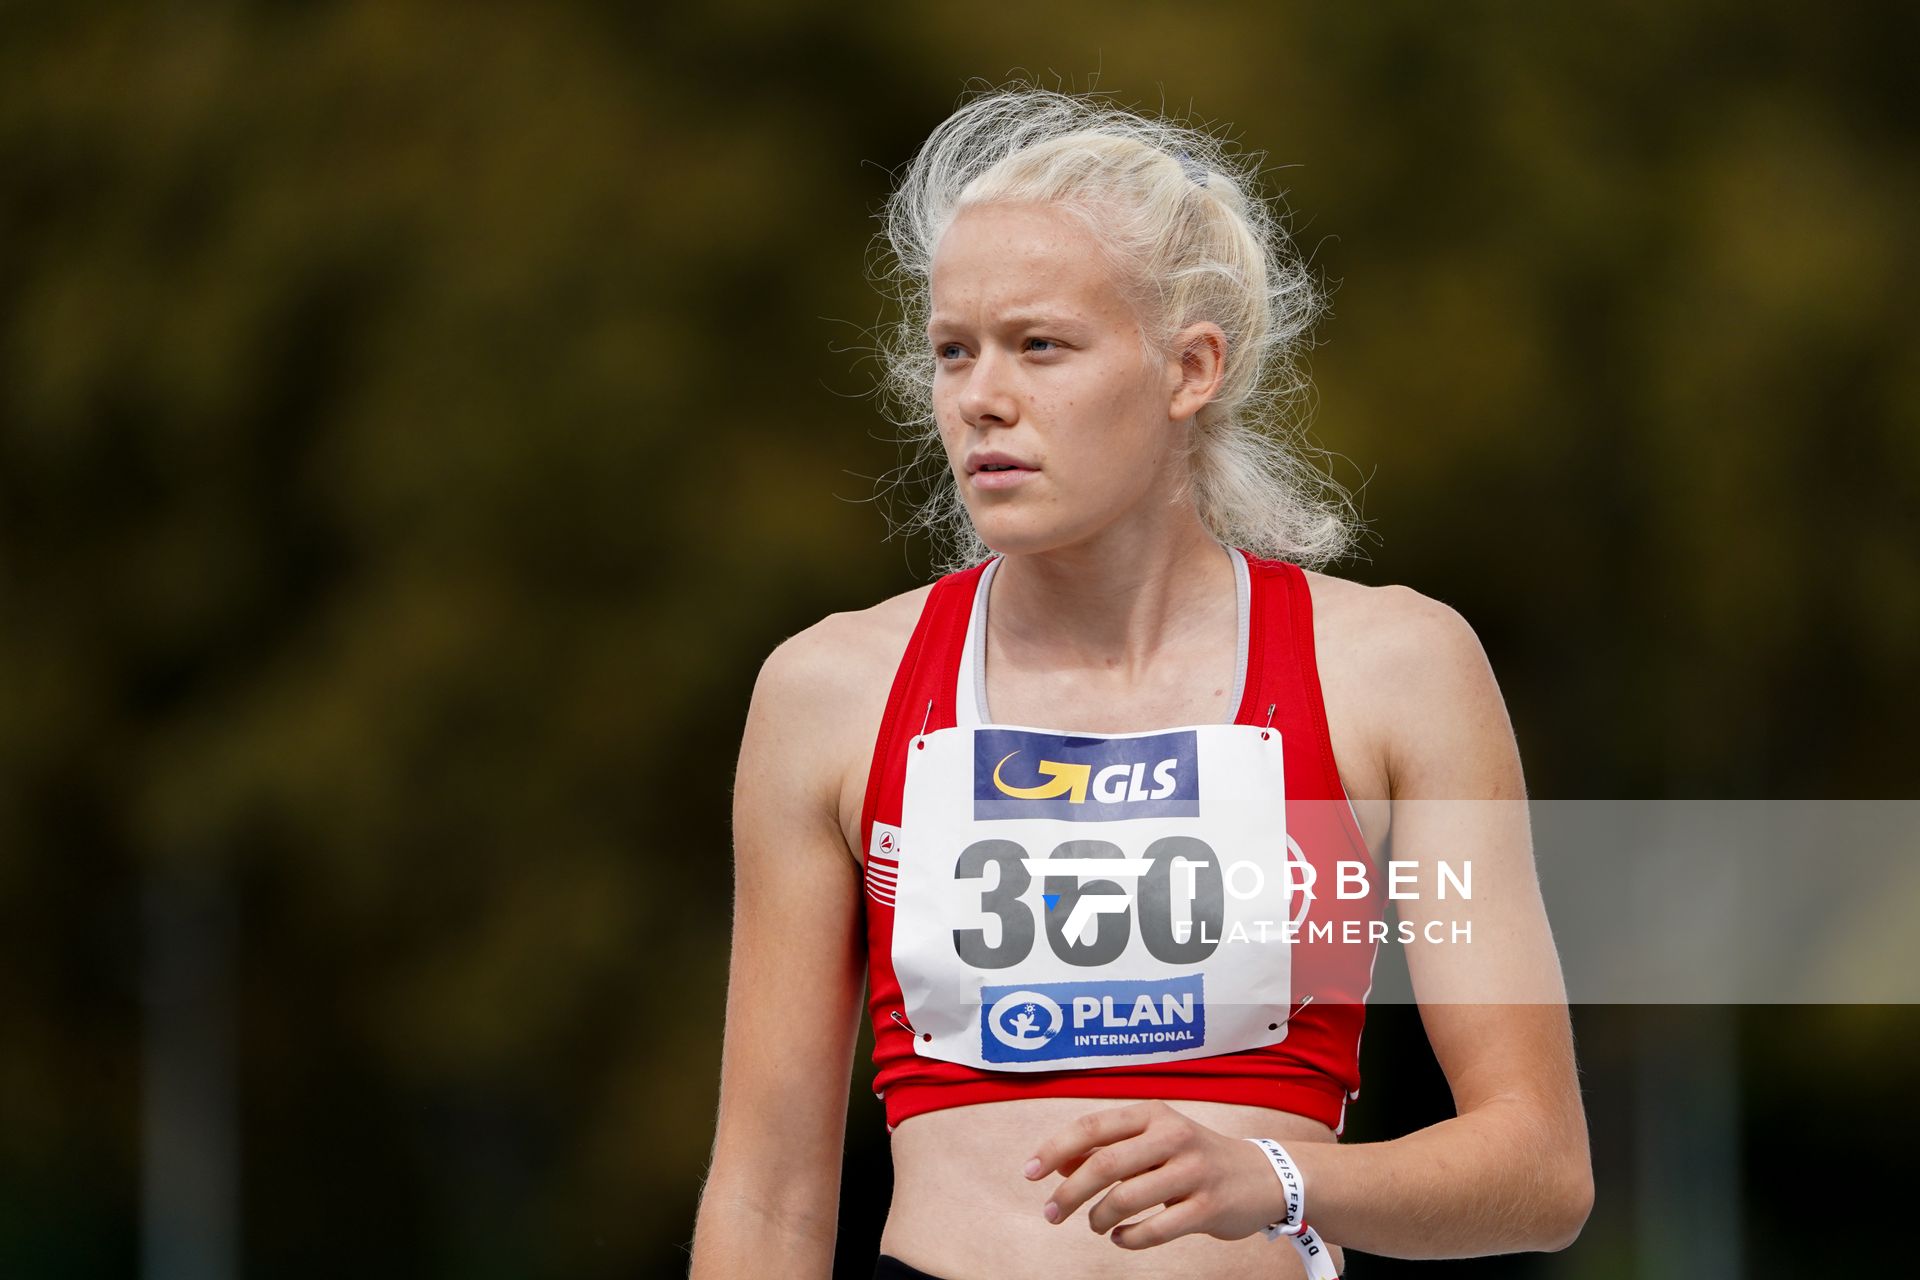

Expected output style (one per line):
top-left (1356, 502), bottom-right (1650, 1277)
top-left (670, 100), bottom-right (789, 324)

top-left (1245, 1137), bottom-right (1306, 1237)
top-left (1245, 1137), bottom-right (1340, 1279)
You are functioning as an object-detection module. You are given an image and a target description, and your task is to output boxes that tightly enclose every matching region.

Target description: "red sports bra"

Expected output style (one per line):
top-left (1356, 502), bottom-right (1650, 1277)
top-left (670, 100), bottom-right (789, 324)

top-left (859, 547), bottom-right (1380, 1134)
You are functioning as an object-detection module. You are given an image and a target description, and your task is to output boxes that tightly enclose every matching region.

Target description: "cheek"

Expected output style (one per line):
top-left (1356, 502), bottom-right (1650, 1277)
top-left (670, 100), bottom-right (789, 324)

top-left (1077, 349), bottom-right (1162, 424)
top-left (929, 389), bottom-right (961, 446)
top-left (1056, 382), bottom-right (1166, 472)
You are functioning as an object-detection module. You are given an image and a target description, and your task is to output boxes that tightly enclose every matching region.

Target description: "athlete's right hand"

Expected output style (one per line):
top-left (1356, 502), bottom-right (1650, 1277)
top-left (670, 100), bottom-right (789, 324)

top-left (1024, 1099), bottom-right (1302, 1250)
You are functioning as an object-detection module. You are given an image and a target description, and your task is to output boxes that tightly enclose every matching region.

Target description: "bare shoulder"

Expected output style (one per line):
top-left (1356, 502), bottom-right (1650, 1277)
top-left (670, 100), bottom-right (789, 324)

top-left (759, 581), bottom-right (935, 713)
top-left (1297, 568), bottom-right (1504, 812)
top-left (749, 581), bottom-right (938, 865)
top-left (1299, 568), bottom-right (1489, 681)
top-left (1300, 568), bottom-right (1517, 804)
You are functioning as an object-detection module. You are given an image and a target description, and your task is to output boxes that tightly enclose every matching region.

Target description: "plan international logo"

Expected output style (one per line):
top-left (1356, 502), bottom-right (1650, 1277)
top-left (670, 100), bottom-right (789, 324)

top-left (979, 975), bottom-right (1207, 1063)
top-left (973, 728), bottom-right (1200, 822)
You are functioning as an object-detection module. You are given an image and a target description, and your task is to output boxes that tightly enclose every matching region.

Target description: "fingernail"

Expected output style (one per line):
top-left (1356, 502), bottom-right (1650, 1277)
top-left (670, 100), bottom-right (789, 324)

top-left (1043, 1201), bottom-right (1059, 1222)
top-left (1023, 1157), bottom-right (1041, 1178)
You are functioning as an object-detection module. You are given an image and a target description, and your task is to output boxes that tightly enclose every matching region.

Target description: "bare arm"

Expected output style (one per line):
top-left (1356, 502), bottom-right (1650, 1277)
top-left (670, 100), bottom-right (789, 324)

top-left (1280, 589), bottom-right (1594, 1256)
top-left (1029, 589), bottom-right (1593, 1260)
top-left (689, 626), bottom-right (869, 1279)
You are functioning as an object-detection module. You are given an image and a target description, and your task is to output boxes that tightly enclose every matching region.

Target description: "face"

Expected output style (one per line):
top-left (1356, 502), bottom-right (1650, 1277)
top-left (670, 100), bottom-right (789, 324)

top-left (926, 201), bottom-right (1213, 556)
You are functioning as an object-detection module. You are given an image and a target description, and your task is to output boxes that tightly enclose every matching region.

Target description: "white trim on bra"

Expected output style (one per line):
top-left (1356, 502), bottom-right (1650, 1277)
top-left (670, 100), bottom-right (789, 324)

top-left (952, 542), bottom-right (1250, 729)
top-left (947, 545), bottom-right (1370, 858)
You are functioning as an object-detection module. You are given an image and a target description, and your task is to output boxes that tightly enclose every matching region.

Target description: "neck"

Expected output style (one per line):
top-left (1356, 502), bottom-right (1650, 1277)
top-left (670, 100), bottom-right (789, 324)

top-left (985, 515), bottom-right (1234, 683)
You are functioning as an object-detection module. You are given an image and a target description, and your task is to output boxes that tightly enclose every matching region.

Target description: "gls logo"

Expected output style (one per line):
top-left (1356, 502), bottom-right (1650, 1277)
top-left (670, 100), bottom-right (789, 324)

top-left (974, 728), bottom-right (1200, 822)
top-left (991, 752), bottom-right (1179, 804)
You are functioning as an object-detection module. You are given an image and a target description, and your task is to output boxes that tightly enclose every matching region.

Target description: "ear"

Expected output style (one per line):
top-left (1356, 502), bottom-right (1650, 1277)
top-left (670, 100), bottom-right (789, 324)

top-left (1167, 321), bottom-right (1228, 422)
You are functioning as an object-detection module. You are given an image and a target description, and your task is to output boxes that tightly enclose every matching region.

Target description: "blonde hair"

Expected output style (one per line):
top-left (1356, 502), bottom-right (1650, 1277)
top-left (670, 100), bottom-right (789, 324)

top-left (867, 83), bottom-right (1363, 576)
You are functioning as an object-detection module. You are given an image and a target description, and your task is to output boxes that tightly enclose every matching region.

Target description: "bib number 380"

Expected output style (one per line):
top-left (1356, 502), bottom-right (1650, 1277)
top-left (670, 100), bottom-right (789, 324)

top-left (952, 835), bottom-right (1225, 969)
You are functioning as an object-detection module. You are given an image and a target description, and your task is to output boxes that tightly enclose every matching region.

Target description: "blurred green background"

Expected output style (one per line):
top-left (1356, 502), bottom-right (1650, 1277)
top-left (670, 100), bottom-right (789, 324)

top-left (2, 1), bottom-right (1915, 1276)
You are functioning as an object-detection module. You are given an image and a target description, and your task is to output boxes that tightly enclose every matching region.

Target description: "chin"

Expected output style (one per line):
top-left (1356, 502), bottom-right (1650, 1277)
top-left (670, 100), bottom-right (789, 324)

top-left (968, 518), bottom-right (1040, 557)
top-left (969, 512), bottom-right (1087, 559)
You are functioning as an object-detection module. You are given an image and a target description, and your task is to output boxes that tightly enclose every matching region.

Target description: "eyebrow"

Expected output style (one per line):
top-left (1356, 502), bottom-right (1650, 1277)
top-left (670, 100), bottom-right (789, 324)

top-left (925, 310), bottom-right (1080, 336)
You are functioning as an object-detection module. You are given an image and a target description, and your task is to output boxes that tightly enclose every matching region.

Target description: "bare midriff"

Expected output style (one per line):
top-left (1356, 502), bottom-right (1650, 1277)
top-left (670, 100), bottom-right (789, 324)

top-left (879, 1095), bottom-right (1344, 1279)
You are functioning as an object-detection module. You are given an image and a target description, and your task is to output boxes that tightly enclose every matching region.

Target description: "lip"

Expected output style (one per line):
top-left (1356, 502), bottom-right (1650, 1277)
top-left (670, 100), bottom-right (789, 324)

top-left (965, 451), bottom-right (1039, 492)
top-left (970, 466), bottom-right (1037, 491)
top-left (965, 450), bottom-right (1036, 474)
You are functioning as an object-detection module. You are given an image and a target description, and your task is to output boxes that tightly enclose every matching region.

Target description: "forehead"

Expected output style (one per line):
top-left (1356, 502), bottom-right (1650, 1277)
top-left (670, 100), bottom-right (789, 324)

top-left (927, 202), bottom-right (1128, 328)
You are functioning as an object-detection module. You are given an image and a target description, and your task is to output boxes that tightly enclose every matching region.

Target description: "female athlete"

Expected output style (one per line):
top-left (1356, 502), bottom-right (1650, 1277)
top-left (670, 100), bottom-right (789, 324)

top-left (689, 86), bottom-right (1592, 1279)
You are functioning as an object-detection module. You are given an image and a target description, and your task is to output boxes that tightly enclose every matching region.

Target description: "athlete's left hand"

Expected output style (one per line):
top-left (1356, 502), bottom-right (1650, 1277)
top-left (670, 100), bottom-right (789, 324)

top-left (1023, 1100), bottom-right (1292, 1249)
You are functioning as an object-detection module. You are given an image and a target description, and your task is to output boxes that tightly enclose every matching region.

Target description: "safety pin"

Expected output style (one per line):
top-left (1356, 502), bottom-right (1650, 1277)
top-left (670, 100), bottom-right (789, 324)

top-left (1269, 995), bottom-right (1314, 1032)
top-left (890, 1008), bottom-right (928, 1040)
top-left (920, 698), bottom-right (934, 737)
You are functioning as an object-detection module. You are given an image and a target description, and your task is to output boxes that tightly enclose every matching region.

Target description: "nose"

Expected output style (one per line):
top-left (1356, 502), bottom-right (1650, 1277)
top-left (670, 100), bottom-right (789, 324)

top-left (956, 345), bottom-right (1018, 429)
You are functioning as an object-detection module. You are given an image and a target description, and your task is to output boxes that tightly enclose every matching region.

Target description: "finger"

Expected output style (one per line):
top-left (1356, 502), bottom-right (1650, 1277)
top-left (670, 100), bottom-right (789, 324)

top-left (1086, 1159), bottom-right (1197, 1236)
top-left (1045, 1129), bottom-right (1179, 1224)
top-left (1110, 1199), bottom-right (1212, 1251)
top-left (1026, 1101), bottom-right (1159, 1180)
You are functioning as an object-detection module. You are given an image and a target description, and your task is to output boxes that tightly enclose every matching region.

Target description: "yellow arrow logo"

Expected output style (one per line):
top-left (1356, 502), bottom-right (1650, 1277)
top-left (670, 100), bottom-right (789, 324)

top-left (992, 751), bottom-right (1091, 803)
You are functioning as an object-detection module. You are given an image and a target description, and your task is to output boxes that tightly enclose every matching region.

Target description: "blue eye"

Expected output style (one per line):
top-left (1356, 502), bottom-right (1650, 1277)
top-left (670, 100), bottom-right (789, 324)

top-left (1027, 337), bottom-right (1055, 352)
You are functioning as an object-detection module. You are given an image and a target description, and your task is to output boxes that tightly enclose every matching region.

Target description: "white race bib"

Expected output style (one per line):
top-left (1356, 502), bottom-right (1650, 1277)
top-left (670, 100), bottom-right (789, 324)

top-left (893, 722), bottom-right (1305, 1071)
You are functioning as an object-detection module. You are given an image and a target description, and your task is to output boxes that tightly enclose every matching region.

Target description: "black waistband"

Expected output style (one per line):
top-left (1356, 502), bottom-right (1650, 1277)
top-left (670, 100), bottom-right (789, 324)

top-left (873, 1252), bottom-right (953, 1280)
